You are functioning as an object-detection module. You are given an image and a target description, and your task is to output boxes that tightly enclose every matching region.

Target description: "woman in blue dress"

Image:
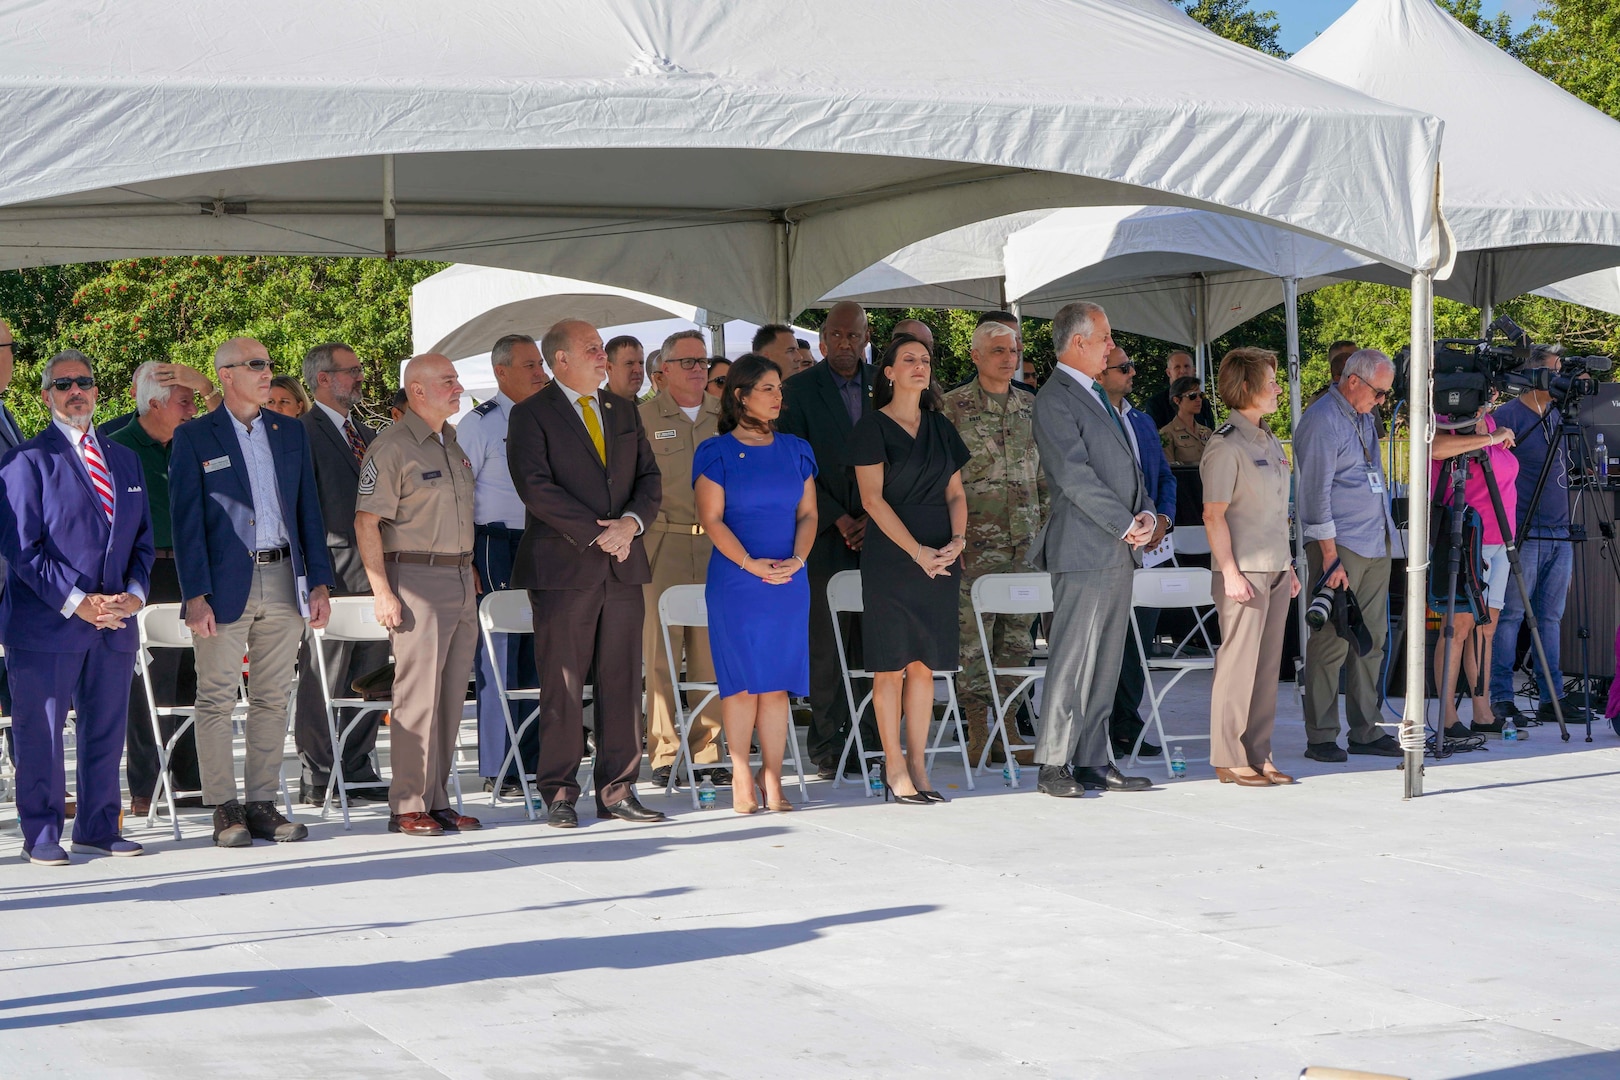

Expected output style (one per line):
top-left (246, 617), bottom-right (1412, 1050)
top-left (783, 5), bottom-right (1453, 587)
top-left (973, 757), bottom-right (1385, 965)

top-left (693, 354), bottom-right (818, 814)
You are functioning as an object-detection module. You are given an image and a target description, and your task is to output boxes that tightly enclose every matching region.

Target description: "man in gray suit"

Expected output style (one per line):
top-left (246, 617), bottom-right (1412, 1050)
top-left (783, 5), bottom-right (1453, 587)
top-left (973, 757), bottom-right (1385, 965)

top-left (1029, 302), bottom-right (1158, 798)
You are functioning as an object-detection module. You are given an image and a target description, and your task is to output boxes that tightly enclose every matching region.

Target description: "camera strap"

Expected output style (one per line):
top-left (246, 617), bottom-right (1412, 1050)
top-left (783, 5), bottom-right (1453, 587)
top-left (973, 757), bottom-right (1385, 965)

top-left (1313, 557), bottom-right (1342, 592)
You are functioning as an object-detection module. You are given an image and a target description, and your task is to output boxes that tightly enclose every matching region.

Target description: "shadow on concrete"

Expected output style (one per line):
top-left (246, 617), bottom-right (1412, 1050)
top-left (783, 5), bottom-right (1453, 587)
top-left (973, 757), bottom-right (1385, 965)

top-left (0, 904), bottom-right (936, 1030)
top-left (1452, 1050), bottom-right (1620, 1079)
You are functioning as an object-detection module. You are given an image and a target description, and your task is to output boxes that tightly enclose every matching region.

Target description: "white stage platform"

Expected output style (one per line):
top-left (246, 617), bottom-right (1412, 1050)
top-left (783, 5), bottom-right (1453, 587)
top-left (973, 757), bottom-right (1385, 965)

top-left (3, 674), bottom-right (1618, 1079)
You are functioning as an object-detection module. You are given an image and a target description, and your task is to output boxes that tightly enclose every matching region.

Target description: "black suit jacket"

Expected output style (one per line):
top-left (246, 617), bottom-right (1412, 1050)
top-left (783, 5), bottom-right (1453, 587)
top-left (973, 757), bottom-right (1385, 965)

top-left (507, 382), bottom-right (661, 590)
top-left (778, 360), bottom-right (871, 538)
top-left (301, 407), bottom-right (376, 595)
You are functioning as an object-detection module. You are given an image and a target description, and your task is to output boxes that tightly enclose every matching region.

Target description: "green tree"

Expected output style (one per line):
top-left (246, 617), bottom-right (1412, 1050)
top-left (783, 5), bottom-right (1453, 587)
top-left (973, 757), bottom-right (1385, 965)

top-left (1181, 0), bottom-right (1287, 57)
top-left (1437, 0), bottom-right (1533, 56)
top-left (1522, 0), bottom-right (1620, 116)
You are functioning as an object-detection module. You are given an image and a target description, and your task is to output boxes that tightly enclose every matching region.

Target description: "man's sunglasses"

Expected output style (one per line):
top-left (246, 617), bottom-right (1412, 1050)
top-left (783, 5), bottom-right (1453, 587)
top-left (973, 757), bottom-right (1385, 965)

top-left (50, 376), bottom-right (96, 391)
top-left (220, 358), bottom-right (274, 372)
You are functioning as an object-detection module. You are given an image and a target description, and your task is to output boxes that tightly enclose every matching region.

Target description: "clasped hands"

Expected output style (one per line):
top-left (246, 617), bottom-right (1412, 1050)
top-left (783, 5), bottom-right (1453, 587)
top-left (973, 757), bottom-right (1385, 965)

top-left (743, 555), bottom-right (803, 586)
top-left (592, 517), bottom-right (638, 562)
top-left (913, 536), bottom-right (965, 579)
top-left (1123, 511), bottom-right (1159, 549)
top-left (75, 592), bottom-right (143, 630)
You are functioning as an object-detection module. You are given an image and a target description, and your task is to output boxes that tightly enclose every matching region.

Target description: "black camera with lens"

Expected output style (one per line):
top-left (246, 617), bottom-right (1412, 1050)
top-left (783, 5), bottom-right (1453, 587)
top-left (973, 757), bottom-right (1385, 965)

top-left (1396, 315), bottom-right (1613, 421)
top-left (1304, 583), bottom-right (1336, 631)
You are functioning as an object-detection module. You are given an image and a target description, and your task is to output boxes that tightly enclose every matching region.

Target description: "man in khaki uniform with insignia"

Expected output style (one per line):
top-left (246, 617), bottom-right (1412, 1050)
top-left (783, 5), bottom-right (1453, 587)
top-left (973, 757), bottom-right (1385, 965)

top-left (638, 329), bottom-right (726, 788)
top-left (354, 353), bottom-right (483, 837)
top-left (942, 318), bottom-right (1047, 766)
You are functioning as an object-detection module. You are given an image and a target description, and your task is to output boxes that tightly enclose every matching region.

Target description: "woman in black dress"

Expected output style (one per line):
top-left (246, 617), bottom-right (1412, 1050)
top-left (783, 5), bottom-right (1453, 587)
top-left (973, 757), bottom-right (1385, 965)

top-left (850, 334), bottom-right (970, 805)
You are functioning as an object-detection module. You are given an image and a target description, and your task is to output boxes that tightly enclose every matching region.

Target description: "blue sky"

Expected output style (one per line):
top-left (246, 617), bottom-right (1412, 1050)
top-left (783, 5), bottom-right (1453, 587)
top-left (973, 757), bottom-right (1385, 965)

top-left (1268, 0), bottom-right (1542, 53)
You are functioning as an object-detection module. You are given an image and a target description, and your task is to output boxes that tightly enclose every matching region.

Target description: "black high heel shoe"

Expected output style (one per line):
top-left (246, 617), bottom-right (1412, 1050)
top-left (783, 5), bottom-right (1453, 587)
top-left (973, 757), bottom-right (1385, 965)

top-left (917, 789), bottom-right (947, 803)
top-left (873, 758), bottom-right (930, 805)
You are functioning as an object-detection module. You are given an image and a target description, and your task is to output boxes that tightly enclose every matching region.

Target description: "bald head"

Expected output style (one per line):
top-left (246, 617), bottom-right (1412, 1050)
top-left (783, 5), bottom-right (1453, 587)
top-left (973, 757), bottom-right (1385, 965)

top-left (402, 352), bottom-right (463, 430)
top-left (892, 319), bottom-right (934, 353)
top-left (820, 301), bottom-right (869, 378)
top-left (542, 318), bottom-right (608, 396)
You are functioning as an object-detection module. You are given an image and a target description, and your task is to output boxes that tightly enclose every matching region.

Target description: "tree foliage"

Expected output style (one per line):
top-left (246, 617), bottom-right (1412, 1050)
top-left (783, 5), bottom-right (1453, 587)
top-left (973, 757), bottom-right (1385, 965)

top-left (1522, 0), bottom-right (1620, 117)
top-left (1180, 0), bottom-right (1287, 57)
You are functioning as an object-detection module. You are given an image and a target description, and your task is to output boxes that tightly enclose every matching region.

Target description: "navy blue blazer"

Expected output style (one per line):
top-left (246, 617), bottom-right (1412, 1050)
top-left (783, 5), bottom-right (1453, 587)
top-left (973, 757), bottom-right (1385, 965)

top-left (0, 423), bottom-right (155, 654)
top-left (1127, 406), bottom-right (1177, 519)
top-left (169, 405), bottom-right (335, 625)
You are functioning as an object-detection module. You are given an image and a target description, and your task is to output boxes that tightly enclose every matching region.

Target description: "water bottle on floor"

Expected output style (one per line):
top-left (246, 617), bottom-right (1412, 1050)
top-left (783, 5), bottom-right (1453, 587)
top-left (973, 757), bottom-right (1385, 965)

top-left (1503, 718), bottom-right (1519, 743)
top-left (697, 777), bottom-right (717, 809)
top-left (1170, 747), bottom-right (1187, 777)
top-left (868, 761), bottom-right (885, 796)
top-left (1002, 762), bottom-right (1020, 786)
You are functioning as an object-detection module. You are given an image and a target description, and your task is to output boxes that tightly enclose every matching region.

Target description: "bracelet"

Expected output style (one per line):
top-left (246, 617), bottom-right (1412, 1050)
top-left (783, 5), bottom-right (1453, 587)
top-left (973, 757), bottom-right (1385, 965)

top-left (738, 553), bottom-right (752, 569)
top-left (792, 554), bottom-right (806, 568)
top-left (950, 533), bottom-right (965, 542)
top-left (915, 544), bottom-right (924, 562)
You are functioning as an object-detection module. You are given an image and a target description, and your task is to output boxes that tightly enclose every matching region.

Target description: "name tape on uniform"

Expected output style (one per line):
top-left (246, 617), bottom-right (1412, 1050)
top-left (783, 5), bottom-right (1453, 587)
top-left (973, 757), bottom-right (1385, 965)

top-left (654, 429), bottom-right (678, 440)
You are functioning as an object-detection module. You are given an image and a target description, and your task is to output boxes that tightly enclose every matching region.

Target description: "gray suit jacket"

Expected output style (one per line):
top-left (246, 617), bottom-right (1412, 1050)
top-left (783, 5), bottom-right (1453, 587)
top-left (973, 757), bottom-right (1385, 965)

top-left (1027, 368), bottom-right (1148, 573)
top-left (300, 406), bottom-right (375, 595)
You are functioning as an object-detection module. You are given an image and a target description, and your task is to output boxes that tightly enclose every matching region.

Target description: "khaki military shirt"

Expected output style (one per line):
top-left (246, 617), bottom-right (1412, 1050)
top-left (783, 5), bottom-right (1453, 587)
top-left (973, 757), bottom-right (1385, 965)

top-left (637, 391), bottom-right (720, 527)
top-left (355, 409), bottom-right (476, 555)
top-left (1160, 419), bottom-right (1214, 465)
top-left (1199, 411), bottom-right (1293, 572)
top-left (941, 379), bottom-right (1047, 555)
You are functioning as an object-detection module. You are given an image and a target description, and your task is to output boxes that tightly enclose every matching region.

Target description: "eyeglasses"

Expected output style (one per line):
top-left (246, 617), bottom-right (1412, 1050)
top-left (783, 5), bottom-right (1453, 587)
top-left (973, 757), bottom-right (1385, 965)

top-left (669, 357), bottom-right (705, 370)
top-left (707, 376), bottom-right (728, 387)
top-left (50, 376), bottom-right (96, 391)
top-left (1180, 392), bottom-right (1203, 401)
top-left (0, 340), bottom-right (14, 349)
top-left (221, 358), bottom-right (273, 372)
top-left (1105, 362), bottom-right (1136, 373)
top-left (328, 365), bottom-right (363, 378)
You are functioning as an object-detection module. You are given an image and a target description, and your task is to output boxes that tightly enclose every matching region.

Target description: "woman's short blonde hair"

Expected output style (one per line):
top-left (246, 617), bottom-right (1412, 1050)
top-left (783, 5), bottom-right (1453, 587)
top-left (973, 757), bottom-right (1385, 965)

top-left (1216, 347), bottom-right (1278, 411)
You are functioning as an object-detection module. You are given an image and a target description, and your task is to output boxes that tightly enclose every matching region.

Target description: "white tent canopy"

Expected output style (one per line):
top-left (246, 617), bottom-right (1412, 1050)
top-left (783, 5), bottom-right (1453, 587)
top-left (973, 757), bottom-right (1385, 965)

top-left (1289, 0), bottom-right (1620, 308)
top-left (1535, 269), bottom-right (1620, 318)
top-left (0, 0), bottom-right (1446, 323)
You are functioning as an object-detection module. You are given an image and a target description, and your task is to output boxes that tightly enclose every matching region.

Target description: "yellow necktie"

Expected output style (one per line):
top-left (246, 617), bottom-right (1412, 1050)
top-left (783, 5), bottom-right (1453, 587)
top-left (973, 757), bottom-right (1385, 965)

top-left (580, 394), bottom-right (606, 465)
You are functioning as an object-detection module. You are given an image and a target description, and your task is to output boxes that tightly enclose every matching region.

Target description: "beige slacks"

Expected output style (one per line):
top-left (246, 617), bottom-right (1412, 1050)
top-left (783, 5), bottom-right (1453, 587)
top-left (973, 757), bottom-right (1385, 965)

top-left (193, 560), bottom-right (304, 805)
top-left (1209, 570), bottom-right (1291, 769)
top-left (642, 530), bottom-right (721, 770)
top-left (386, 562), bottom-right (478, 814)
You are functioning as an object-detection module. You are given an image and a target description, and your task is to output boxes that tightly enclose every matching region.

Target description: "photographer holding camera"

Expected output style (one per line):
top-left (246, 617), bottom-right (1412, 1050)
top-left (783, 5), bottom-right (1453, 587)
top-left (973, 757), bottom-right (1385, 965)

top-left (1488, 345), bottom-right (1581, 727)
top-left (1294, 349), bottom-right (1403, 762)
top-left (1429, 405), bottom-right (1518, 739)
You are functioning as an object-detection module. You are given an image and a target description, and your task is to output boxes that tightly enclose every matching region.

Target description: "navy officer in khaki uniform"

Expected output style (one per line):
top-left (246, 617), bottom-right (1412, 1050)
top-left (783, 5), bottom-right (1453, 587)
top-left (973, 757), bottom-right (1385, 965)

top-left (355, 353), bottom-right (483, 837)
top-left (1200, 347), bottom-right (1299, 788)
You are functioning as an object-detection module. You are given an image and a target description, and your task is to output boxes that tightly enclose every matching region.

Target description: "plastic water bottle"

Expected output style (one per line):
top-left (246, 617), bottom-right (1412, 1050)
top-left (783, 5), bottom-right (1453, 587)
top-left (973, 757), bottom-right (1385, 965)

top-left (1170, 747), bottom-right (1187, 778)
top-left (1502, 718), bottom-right (1519, 743)
top-left (697, 777), bottom-right (717, 809)
top-left (1597, 433), bottom-right (1610, 481)
top-left (1002, 762), bottom-right (1021, 786)
top-left (868, 762), bottom-right (885, 796)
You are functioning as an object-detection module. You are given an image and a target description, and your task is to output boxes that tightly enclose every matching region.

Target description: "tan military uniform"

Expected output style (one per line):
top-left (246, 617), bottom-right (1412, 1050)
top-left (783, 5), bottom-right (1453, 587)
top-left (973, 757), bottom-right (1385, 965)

top-left (637, 391), bottom-right (723, 772)
top-left (941, 378), bottom-right (1047, 764)
top-left (1199, 411), bottom-right (1294, 769)
top-left (355, 409), bottom-right (478, 814)
top-left (1159, 419), bottom-right (1214, 464)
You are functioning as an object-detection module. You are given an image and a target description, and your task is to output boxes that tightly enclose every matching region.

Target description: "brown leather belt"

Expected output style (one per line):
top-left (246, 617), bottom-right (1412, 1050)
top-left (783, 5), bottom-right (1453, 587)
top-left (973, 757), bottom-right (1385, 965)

top-left (384, 551), bottom-right (474, 567)
top-left (651, 521), bottom-right (705, 536)
top-left (153, 548), bottom-right (176, 560)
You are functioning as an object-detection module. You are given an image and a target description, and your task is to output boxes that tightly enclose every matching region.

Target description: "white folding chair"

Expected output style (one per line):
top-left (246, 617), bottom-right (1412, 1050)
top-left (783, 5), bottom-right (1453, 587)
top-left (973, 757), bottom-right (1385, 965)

top-left (478, 590), bottom-right (540, 820)
top-left (1128, 567), bottom-right (1216, 776)
top-left (1164, 525), bottom-right (1218, 658)
top-left (826, 571), bottom-right (975, 796)
top-left (658, 585), bottom-right (808, 809)
top-left (969, 573), bottom-right (1051, 786)
top-left (312, 596), bottom-right (466, 828)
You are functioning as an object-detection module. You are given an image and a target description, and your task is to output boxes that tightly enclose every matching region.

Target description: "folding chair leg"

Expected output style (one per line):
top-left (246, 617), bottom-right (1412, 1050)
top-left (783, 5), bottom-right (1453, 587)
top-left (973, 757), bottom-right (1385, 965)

top-left (785, 723), bottom-right (809, 799)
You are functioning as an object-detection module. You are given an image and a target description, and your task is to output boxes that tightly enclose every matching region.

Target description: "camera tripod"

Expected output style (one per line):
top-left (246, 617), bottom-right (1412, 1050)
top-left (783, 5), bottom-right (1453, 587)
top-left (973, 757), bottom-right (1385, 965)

top-left (1510, 398), bottom-right (1620, 741)
top-left (1431, 433), bottom-right (1568, 754)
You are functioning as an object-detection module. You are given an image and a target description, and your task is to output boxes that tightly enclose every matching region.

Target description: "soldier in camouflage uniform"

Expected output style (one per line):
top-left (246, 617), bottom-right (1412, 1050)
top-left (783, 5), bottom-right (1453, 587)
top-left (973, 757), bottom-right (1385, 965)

top-left (942, 319), bottom-right (1047, 766)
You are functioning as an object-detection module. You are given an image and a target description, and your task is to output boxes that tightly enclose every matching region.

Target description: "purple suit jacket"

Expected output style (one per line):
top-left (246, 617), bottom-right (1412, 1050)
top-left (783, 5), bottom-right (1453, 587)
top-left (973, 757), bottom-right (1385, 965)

top-left (0, 423), bottom-right (155, 654)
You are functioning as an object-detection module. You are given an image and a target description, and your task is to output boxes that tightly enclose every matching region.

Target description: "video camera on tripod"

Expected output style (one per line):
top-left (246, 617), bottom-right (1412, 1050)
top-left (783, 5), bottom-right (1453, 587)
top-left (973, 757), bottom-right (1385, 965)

top-left (1396, 315), bottom-right (1613, 421)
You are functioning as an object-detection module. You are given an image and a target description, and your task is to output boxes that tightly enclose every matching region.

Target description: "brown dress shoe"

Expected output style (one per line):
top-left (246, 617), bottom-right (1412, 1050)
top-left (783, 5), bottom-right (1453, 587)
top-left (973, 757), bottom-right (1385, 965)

top-left (388, 812), bottom-right (444, 836)
top-left (1214, 767), bottom-right (1273, 787)
top-left (1260, 765), bottom-right (1297, 785)
top-left (428, 809), bottom-right (482, 832)
top-left (129, 796), bottom-right (152, 816)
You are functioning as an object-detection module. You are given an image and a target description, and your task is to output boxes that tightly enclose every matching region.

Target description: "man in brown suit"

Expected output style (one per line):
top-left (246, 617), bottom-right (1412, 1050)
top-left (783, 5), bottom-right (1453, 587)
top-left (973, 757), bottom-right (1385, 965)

top-left (507, 318), bottom-right (665, 828)
top-left (638, 329), bottom-right (725, 788)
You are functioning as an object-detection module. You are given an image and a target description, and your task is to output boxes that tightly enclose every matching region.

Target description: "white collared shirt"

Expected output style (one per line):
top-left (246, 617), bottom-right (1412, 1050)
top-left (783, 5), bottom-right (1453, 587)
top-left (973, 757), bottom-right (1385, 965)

top-left (52, 417), bottom-right (146, 616)
top-left (314, 399), bottom-right (350, 436)
top-left (456, 391), bottom-right (528, 526)
top-left (554, 382), bottom-right (642, 534)
top-left (228, 408), bottom-right (290, 551)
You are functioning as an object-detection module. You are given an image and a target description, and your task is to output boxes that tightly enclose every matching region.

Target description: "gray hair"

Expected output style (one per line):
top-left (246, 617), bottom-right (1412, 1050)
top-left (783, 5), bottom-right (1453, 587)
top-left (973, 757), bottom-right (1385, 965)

top-left (1527, 343), bottom-right (1564, 368)
top-left (661, 328), bottom-right (706, 359)
top-left (1342, 348), bottom-right (1394, 385)
top-left (1051, 302), bottom-right (1107, 356)
top-left (41, 349), bottom-right (95, 391)
top-left (646, 349), bottom-right (663, 373)
top-left (971, 320), bottom-right (1018, 351)
top-left (132, 361), bottom-right (174, 416)
top-left (491, 333), bottom-right (536, 368)
top-left (301, 341), bottom-right (353, 388)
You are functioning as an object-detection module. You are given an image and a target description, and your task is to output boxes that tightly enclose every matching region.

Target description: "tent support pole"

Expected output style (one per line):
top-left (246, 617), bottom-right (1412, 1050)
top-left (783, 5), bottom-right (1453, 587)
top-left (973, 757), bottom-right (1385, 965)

top-left (707, 321), bottom-right (726, 359)
top-left (1479, 252), bottom-right (1494, 337)
top-left (773, 215), bottom-right (792, 324)
top-left (1285, 276), bottom-right (1307, 672)
top-left (1193, 273), bottom-right (1208, 384)
top-left (1403, 269), bottom-right (1435, 799)
top-left (382, 155), bottom-right (397, 261)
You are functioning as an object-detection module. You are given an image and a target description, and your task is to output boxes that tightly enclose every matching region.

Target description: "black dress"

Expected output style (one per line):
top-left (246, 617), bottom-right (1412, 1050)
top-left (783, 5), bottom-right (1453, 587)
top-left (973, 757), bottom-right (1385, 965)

top-left (848, 409), bottom-right (972, 672)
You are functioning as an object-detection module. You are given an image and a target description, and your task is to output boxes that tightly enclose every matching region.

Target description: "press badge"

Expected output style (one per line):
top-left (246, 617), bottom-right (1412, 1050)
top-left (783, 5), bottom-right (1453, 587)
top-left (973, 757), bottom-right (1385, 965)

top-left (1367, 470), bottom-right (1384, 494)
top-left (202, 456), bottom-right (231, 473)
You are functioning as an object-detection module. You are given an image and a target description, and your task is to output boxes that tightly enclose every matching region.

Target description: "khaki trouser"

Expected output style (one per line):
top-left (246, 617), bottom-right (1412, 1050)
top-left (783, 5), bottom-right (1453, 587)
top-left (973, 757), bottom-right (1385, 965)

top-left (1209, 570), bottom-right (1291, 768)
top-left (642, 528), bottom-right (721, 770)
top-left (193, 560), bottom-right (304, 805)
top-left (387, 562), bottom-right (478, 814)
top-left (1303, 542), bottom-right (1391, 746)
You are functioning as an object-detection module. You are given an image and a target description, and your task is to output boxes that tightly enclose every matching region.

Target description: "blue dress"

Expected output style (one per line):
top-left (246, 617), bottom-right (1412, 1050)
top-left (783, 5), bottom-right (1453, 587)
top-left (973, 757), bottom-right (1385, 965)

top-left (693, 431), bottom-right (818, 697)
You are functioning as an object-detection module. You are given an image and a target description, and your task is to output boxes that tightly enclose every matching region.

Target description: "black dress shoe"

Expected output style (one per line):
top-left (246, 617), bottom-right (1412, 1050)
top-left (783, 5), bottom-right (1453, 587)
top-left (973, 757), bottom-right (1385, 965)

top-left (483, 777), bottom-right (524, 799)
top-left (597, 795), bottom-right (667, 822)
top-left (546, 801), bottom-right (578, 829)
top-left (650, 766), bottom-right (676, 788)
top-left (1112, 738), bottom-right (1163, 759)
top-left (1348, 734), bottom-right (1404, 757)
top-left (1036, 764), bottom-right (1085, 798)
top-left (1304, 741), bottom-right (1348, 763)
top-left (1074, 764), bottom-right (1153, 792)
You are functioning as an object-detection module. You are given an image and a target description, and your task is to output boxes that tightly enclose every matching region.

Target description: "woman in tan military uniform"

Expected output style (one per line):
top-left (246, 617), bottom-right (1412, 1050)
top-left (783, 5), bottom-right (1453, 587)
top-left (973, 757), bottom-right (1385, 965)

top-left (1201, 348), bottom-right (1299, 787)
top-left (1159, 376), bottom-right (1214, 464)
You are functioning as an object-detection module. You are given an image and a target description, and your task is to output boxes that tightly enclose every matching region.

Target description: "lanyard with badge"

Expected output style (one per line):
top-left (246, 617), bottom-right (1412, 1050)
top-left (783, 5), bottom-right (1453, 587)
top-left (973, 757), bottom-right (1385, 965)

top-left (1340, 396), bottom-right (1384, 494)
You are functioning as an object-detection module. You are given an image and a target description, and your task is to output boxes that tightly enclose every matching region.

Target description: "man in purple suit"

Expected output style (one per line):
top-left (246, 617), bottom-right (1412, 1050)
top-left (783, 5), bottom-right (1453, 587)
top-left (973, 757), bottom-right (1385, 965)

top-left (0, 350), bottom-right (155, 865)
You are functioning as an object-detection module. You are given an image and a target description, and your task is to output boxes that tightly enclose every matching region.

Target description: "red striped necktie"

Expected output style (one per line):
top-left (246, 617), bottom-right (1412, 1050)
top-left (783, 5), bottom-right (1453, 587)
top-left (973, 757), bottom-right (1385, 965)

top-left (343, 418), bottom-right (367, 466)
top-left (80, 431), bottom-right (115, 523)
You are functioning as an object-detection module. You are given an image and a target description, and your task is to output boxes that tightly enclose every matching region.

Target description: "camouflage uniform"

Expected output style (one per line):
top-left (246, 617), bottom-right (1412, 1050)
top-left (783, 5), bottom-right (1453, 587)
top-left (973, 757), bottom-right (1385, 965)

top-left (942, 378), bottom-right (1047, 764)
